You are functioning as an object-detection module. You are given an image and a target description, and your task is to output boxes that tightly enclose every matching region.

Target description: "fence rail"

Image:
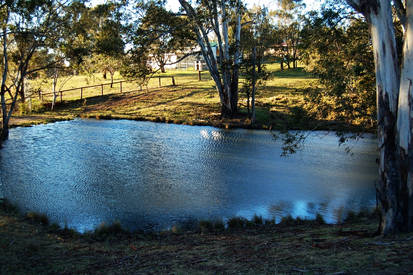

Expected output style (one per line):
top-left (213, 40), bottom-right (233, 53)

top-left (36, 75), bottom-right (177, 102)
top-left (3, 71), bottom-right (211, 106)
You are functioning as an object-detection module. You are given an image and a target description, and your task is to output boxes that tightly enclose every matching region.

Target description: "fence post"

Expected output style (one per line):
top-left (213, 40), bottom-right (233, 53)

top-left (120, 81), bottom-right (123, 93)
top-left (80, 88), bottom-right (83, 99)
top-left (38, 90), bottom-right (41, 100)
top-left (172, 76), bottom-right (176, 86)
top-left (158, 76), bottom-right (161, 87)
top-left (60, 91), bottom-right (63, 103)
top-left (101, 84), bottom-right (104, 96)
top-left (198, 71), bottom-right (201, 81)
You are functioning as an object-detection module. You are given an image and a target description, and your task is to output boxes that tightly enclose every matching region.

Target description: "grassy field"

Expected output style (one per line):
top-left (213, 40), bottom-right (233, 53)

top-left (1, 199), bottom-right (413, 274)
top-left (8, 63), bottom-right (372, 132)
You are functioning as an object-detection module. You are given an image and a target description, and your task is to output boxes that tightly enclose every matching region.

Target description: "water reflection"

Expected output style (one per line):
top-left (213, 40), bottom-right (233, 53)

top-left (0, 119), bottom-right (377, 232)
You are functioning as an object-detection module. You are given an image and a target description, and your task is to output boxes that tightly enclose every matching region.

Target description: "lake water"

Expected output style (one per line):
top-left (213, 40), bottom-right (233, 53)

top-left (0, 119), bottom-right (378, 232)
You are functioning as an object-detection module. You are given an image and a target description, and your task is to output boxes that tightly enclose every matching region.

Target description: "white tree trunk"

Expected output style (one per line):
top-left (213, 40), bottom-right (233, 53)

top-left (397, 0), bottom-right (413, 230)
top-left (346, 0), bottom-right (403, 234)
top-left (179, 0), bottom-right (241, 116)
top-left (51, 73), bottom-right (57, 111)
top-left (251, 46), bottom-right (256, 125)
top-left (221, 0), bottom-right (232, 111)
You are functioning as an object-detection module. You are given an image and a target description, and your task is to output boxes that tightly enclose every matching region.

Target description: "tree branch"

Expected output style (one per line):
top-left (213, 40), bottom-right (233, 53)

top-left (393, 0), bottom-right (406, 29)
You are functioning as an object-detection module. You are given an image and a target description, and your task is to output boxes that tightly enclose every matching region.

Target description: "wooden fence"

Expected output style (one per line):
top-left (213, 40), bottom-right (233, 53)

top-left (36, 75), bottom-right (177, 103)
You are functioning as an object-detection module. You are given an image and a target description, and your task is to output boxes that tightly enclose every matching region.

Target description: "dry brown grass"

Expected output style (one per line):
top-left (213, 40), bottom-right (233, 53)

top-left (1, 199), bottom-right (412, 274)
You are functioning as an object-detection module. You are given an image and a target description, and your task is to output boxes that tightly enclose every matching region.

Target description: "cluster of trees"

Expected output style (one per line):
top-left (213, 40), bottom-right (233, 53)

top-left (1, 0), bottom-right (413, 235)
top-left (300, 2), bottom-right (376, 129)
top-left (0, 0), bottom-right (127, 138)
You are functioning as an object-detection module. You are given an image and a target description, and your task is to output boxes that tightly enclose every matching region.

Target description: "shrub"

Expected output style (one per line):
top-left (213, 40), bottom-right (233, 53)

top-left (199, 220), bottom-right (213, 233)
top-left (279, 215), bottom-right (296, 226)
top-left (227, 217), bottom-right (247, 230)
top-left (252, 215), bottom-right (263, 225)
top-left (213, 220), bottom-right (225, 232)
top-left (0, 199), bottom-right (18, 214)
top-left (92, 221), bottom-right (128, 240)
top-left (26, 212), bottom-right (49, 225)
top-left (315, 213), bottom-right (326, 225)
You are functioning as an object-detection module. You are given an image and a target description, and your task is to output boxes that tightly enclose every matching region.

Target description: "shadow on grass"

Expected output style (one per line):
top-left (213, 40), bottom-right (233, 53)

top-left (52, 87), bottom-right (207, 113)
top-left (272, 68), bottom-right (314, 79)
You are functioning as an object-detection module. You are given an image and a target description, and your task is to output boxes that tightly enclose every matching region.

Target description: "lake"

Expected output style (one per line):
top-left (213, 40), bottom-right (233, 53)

top-left (0, 119), bottom-right (378, 232)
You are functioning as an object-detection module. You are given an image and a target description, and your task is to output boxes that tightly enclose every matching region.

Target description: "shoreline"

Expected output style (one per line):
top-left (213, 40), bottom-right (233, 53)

top-left (8, 111), bottom-right (376, 134)
top-left (2, 198), bottom-right (413, 274)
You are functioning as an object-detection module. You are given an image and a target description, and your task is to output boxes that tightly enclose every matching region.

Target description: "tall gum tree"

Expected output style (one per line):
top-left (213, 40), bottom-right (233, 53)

top-left (178, 0), bottom-right (242, 117)
top-left (344, 0), bottom-right (413, 234)
top-left (0, 0), bottom-right (78, 143)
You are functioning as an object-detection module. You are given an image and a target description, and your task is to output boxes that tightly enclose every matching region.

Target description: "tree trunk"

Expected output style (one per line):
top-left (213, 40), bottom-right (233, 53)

top-left (19, 77), bottom-right (25, 103)
top-left (397, 0), bottom-right (413, 231)
top-left (110, 72), bottom-right (114, 88)
top-left (346, 0), bottom-right (404, 235)
top-left (179, 0), bottom-right (240, 118)
top-left (369, 0), bottom-right (404, 235)
top-left (1, 21), bottom-right (9, 143)
top-left (251, 46), bottom-right (257, 124)
top-left (230, 1), bottom-right (241, 117)
top-left (0, 123), bottom-right (8, 143)
top-left (51, 72), bottom-right (57, 111)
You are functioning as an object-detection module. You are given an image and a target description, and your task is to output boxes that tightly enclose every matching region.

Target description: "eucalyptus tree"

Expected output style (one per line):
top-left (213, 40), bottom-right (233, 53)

top-left (337, 0), bottom-right (413, 235)
top-left (0, 0), bottom-right (79, 143)
top-left (91, 2), bottom-right (125, 84)
top-left (273, 0), bottom-right (305, 69)
top-left (240, 6), bottom-right (273, 122)
top-left (121, 1), bottom-right (196, 88)
top-left (178, 0), bottom-right (243, 117)
top-left (133, 2), bottom-right (196, 73)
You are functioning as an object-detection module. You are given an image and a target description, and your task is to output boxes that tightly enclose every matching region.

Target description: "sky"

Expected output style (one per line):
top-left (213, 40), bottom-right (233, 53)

top-left (91, 0), bottom-right (322, 12)
top-left (165, 0), bottom-right (322, 12)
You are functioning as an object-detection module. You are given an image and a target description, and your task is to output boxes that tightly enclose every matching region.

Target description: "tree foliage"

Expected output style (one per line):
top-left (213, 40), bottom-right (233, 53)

top-left (1, 0), bottom-right (83, 142)
top-left (272, 0), bottom-right (305, 69)
top-left (300, 8), bottom-right (376, 129)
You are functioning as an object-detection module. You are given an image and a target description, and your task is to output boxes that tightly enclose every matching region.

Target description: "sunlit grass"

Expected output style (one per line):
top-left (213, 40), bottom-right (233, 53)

top-left (23, 68), bottom-right (215, 102)
top-left (7, 62), bottom-right (372, 132)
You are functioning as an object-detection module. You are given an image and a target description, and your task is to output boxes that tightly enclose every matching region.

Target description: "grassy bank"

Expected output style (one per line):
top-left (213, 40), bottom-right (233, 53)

top-left (8, 64), bottom-right (373, 132)
top-left (1, 199), bottom-right (412, 274)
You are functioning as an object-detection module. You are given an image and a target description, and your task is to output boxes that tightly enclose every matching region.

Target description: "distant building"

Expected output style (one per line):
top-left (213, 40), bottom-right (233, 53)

top-left (147, 43), bottom-right (219, 71)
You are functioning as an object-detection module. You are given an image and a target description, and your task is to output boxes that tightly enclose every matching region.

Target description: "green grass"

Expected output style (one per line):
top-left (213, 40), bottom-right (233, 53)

top-left (8, 63), bottom-right (373, 132)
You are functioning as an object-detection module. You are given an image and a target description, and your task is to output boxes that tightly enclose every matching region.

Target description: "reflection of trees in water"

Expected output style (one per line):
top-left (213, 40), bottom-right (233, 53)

top-left (269, 201), bottom-right (293, 222)
top-left (267, 199), bottom-right (375, 224)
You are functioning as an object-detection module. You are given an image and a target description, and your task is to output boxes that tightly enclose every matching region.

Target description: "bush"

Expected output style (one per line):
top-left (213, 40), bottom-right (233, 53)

top-left (26, 212), bottom-right (49, 225)
top-left (92, 221), bottom-right (128, 240)
top-left (279, 215), bottom-right (296, 226)
top-left (0, 199), bottom-right (18, 214)
top-left (227, 217), bottom-right (247, 230)
top-left (199, 220), bottom-right (214, 233)
top-left (252, 215), bottom-right (263, 225)
top-left (213, 220), bottom-right (225, 232)
top-left (315, 213), bottom-right (326, 225)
